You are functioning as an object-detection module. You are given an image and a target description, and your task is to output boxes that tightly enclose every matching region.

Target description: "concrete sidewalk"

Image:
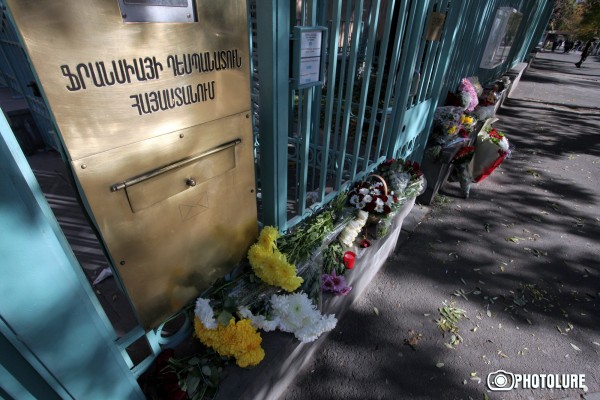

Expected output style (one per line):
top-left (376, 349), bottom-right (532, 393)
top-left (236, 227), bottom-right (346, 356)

top-left (282, 52), bottom-right (600, 399)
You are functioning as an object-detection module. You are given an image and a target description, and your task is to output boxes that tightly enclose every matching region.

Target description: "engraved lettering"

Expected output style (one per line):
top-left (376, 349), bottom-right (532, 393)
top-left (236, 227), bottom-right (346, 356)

top-left (129, 80), bottom-right (217, 116)
top-left (61, 65), bottom-right (83, 91)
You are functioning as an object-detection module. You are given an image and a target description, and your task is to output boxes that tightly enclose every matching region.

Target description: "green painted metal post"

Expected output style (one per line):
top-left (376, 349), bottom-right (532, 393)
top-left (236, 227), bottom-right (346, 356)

top-left (255, 0), bottom-right (291, 230)
top-left (0, 111), bottom-right (144, 399)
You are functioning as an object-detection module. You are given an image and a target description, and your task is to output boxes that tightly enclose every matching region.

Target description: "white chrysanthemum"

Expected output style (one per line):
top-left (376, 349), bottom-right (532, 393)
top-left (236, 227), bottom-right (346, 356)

top-left (498, 138), bottom-right (509, 152)
top-left (270, 293), bottom-right (337, 343)
top-left (358, 188), bottom-right (370, 195)
top-left (194, 297), bottom-right (217, 329)
top-left (374, 197), bottom-right (385, 213)
top-left (362, 194), bottom-right (373, 204)
top-left (271, 292), bottom-right (315, 331)
top-left (295, 314), bottom-right (338, 342)
top-left (238, 307), bottom-right (279, 332)
top-left (349, 194), bottom-right (360, 205)
top-left (371, 189), bottom-right (381, 196)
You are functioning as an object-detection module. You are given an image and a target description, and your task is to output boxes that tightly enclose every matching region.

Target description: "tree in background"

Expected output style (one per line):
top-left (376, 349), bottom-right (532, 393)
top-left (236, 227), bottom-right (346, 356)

top-left (576, 0), bottom-right (600, 39)
top-left (550, 0), bottom-right (581, 32)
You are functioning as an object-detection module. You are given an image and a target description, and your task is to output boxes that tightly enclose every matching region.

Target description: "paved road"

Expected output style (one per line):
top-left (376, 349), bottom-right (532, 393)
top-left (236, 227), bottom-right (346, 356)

top-left (281, 52), bottom-right (600, 400)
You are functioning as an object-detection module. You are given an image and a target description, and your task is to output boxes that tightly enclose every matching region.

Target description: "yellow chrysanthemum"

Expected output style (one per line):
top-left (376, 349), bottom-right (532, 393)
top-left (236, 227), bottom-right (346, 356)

top-left (248, 227), bottom-right (303, 292)
top-left (461, 115), bottom-right (474, 125)
top-left (448, 125), bottom-right (458, 135)
top-left (258, 226), bottom-right (279, 249)
top-left (194, 317), bottom-right (265, 368)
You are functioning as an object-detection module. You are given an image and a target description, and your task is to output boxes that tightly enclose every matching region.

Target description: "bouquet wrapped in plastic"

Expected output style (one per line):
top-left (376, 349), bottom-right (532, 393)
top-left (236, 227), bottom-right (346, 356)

top-left (472, 128), bottom-right (510, 182)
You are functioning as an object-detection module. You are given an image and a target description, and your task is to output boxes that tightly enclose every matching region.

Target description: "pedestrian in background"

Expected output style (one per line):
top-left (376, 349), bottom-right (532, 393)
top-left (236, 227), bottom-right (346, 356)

top-left (575, 40), bottom-right (594, 68)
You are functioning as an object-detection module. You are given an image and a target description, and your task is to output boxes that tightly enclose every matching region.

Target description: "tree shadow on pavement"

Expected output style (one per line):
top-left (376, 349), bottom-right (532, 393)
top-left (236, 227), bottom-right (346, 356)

top-left (283, 92), bottom-right (600, 399)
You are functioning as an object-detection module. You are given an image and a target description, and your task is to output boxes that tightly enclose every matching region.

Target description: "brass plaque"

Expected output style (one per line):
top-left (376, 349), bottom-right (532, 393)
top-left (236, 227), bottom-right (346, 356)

top-left (6, 0), bottom-right (250, 160)
top-left (7, 0), bottom-right (257, 328)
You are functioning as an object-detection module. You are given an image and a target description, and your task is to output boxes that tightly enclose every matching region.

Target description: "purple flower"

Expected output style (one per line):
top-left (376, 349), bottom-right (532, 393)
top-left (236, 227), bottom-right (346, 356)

top-left (321, 270), bottom-right (352, 296)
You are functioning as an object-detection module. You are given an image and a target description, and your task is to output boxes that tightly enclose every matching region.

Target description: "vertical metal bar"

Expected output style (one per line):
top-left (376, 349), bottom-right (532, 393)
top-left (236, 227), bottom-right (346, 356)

top-left (348, 0), bottom-right (380, 181)
top-left (374, 0), bottom-right (409, 158)
top-left (417, 1), bottom-right (445, 102)
top-left (331, 1), bottom-right (354, 165)
top-left (386, 0), bottom-right (430, 158)
top-left (309, 0), bottom-right (327, 194)
top-left (412, 0), bottom-right (466, 161)
top-left (297, 0), bottom-right (318, 216)
top-left (362, 0), bottom-right (395, 171)
top-left (334, 0), bottom-right (364, 190)
top-left (255, 0), bottom-right (290, 230)
top-left (408, 0), bottom-right (435, 107)
top-left (318, 1), bottom-right (342, 202)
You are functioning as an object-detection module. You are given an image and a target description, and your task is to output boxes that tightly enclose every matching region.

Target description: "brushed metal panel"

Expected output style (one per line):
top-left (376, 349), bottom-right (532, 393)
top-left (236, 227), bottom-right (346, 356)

top-left (122, 141), bottom-right (237, 212)
top-left (6, 0), bottom-right (257, 328)
top-left (6, 0), bottom-right (251, 160)
top-left (73, 113), bottom-right (257, 328)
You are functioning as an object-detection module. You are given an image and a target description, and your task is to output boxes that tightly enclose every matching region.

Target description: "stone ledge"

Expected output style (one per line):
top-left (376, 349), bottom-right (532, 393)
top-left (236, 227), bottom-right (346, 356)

top-left (505, 62), bottom-right (528, 99)
top-left (213, 198), bottom-right (416, 400)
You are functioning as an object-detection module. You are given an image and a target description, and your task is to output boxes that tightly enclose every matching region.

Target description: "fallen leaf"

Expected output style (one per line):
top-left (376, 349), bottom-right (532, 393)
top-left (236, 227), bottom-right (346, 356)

top-left (497, 350), bottom-right (509, 358)
top-left (404, 330), bottom-right (423, 350)
top-left (373, 307), bottom-right (380, 316)
top-left (570, 343), bottom-right (581, 352)
top-left (592, 342), bottom-right (600, 346)
top-left (486, 310), bottom-right (492, 318)
top-left (506, 236), bottom-right (524, 243)
top-left (436, 362), bottom-right (444, 368)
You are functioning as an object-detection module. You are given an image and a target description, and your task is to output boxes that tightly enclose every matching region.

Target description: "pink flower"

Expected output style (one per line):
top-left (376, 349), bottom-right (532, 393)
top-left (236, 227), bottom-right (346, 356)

top-left (321, 270), bottom-right (352, 296)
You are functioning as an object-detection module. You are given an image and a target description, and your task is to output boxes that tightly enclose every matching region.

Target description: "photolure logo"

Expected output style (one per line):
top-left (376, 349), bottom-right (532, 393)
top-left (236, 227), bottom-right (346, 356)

top-left (487, 370), bottom-right (586, 392)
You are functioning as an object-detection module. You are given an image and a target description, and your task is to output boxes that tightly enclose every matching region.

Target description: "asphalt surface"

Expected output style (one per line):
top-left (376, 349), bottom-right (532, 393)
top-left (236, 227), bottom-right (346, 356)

top-left (281, 51), bottom-right (600, 400)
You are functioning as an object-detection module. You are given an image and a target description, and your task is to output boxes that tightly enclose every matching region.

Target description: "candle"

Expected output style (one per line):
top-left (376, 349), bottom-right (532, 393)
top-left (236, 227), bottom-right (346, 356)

top-left (343, 251), bottom-right (356, 269)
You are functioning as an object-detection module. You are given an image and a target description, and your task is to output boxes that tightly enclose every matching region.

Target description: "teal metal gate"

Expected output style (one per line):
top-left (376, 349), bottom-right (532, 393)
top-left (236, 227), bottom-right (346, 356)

top-left (254, 0), bottom-right (554, 231)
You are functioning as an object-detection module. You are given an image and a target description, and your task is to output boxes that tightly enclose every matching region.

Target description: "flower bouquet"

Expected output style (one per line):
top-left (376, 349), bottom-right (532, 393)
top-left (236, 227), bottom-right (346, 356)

top-left (451, 146), bottom-right (476, 198)
top-left (472, 127), bottom-right (510, 182)
top-left (194, 298), bottom-right (265, 368)
top-left (445, 77), bottom-right (480, 112)
top-left (348, 176), bottom-right (399, 218)
top-left (428, 106), bottom-right (476, 160)
top-left (376, 158), bottom-right (426, 202)
top-left (458, 77), bottom-right (479, 112)
top-left (238, 292), bottom-right (337, 343)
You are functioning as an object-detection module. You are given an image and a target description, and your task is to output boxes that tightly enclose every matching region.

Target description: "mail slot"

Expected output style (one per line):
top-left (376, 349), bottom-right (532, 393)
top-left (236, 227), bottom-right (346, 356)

top-left (112, 139), bottom-right (239, 212)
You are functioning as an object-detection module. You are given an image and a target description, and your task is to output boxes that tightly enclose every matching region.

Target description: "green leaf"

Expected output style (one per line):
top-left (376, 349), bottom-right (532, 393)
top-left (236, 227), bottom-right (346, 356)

top-left (202, 365), bottom-right (212, 377)
top-left (217, 310), bottom-right (233, 326)
top-left (186, 375), bottom-right (201, 397)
